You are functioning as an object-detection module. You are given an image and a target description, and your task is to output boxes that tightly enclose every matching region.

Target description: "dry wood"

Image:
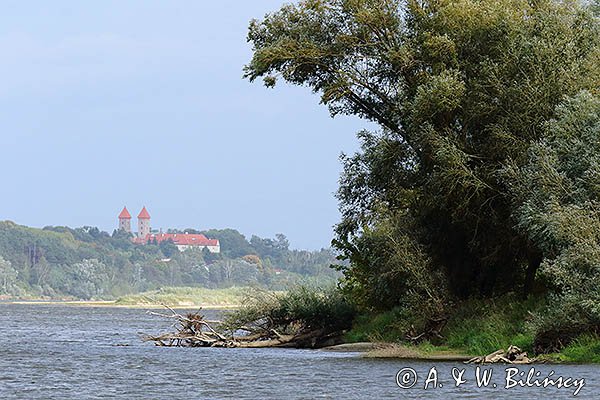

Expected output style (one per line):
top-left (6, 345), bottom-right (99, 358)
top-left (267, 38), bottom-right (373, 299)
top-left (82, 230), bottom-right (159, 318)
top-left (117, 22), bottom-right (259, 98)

top-left (142, 306), bottom-right (343, 349)
top-left (466, 345), bottom-right (536, 364)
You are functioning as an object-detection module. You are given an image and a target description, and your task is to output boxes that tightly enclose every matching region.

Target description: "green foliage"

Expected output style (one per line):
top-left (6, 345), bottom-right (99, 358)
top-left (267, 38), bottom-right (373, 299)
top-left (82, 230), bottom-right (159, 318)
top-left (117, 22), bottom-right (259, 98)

top-left (50, 259), bottom-right (111, 300)
top-left (158, 239), bottom-right (178, 258)
top-left (246, 0), bottom-right (600, 348)
top-left (0, 221), bottom-right (340, 299)
top-left (115, 286), bottom-right (250, 307)
top-left (545, 334), bottom-right (600, 363)
top-left (223, 285), bottom-right (356, 335)
top-left (506, 93), bottom-right (600, 348)
top-left (345, 307), bottom-right (411, 343)
top-left (250, 233), bottom-right (289, 262)
top-left (347, 294), bottom-right (542, 355)
top-left (0, 255), bottom-right (19, 295)
top-left (346, 295), bottom-right (544, 355)
top-left (334, 207), bottom-right (448, 315)
top-left (442, 295), bottom-right (542, 356)
top-left (200, 229), bottom-right (255, 258)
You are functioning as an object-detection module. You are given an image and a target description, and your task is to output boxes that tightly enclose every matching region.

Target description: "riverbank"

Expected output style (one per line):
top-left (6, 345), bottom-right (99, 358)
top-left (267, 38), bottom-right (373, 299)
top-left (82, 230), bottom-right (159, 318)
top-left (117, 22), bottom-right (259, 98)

top-left (113, 286), bottom-right (251, 308)
top-left (14, 304), bottom-right (590, 399)
top-left (323, 342), bottom-right (473, 361)
top-left (6, 287), bottom-right (599, 363)
top-left (322, 342), bottom-right (593, 364)
top-left (4, 300), bottom-right (238, 309)
top-left (2, 298), bottom-right (595, 363)
top-left (2, 286), bottom-right (261, 309)
top-left (342, 294), bottom-right (600, 364)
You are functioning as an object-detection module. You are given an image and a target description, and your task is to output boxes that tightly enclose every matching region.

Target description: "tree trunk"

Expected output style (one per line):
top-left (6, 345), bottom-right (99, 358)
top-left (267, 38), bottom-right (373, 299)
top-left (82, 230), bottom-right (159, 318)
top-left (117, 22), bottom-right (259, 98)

top-left (524, 250), bottom-right (542, 296)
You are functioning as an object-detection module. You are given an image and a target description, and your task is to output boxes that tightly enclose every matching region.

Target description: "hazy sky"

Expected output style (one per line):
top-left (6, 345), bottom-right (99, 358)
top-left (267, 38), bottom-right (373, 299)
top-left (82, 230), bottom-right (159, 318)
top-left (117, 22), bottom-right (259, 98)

top-left (0, 1), bottom-right (372, 250)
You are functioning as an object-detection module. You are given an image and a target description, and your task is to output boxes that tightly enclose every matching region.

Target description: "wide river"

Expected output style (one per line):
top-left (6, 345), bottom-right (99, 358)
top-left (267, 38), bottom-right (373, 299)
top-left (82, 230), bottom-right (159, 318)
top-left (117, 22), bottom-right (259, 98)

top-left (0, 303), bottom-right (599, 399)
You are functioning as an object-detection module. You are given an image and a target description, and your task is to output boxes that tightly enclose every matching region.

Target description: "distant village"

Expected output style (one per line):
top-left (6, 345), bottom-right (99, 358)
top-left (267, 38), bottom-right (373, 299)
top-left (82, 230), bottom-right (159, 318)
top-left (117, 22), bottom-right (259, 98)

top-left (118, 207), bottom-right (220, 253)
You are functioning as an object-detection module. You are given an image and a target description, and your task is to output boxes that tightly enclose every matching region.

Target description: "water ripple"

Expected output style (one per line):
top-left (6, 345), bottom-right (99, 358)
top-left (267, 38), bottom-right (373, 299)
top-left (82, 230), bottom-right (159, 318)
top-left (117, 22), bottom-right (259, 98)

top-left (0, 304), bottom-right (599, 399)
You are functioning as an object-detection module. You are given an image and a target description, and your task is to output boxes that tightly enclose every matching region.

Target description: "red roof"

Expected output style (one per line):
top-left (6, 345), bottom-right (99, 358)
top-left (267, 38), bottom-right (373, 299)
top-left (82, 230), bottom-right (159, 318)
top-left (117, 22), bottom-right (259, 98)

top-left (137, 233), bottom-right (219, 247)
top-left (118, 207), bottom-right (131, 219)
top-left (138, 207), bottom-right (151, 219)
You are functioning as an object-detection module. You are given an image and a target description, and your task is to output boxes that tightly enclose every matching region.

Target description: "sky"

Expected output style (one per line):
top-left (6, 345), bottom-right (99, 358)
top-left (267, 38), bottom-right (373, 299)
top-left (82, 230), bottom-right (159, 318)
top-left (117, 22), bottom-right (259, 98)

top-left (0, 1), bottom-right (373, 250)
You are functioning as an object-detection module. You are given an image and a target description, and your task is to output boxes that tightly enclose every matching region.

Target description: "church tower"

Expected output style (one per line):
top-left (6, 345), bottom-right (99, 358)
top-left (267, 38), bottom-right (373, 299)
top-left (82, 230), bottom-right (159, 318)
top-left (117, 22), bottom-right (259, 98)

top-left (118, 207), bottom-right (132, 233)
top-left (137, 206), bottom-right (151, 238)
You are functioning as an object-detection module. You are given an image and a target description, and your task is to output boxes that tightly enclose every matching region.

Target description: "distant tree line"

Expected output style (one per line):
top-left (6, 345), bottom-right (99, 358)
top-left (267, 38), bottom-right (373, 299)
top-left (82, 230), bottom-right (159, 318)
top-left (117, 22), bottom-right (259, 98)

top-left (0, 221), bottom-right (339, 299)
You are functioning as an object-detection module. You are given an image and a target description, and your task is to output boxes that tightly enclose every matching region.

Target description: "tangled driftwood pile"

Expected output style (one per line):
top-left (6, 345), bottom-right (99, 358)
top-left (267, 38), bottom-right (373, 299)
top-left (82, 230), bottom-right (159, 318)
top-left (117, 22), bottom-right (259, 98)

top-left (141, 308), bottom-right (230, 347)
top-left (466, 345), bottom-right (535, 364)
top-left (141, 306), bottom-right (344, 348)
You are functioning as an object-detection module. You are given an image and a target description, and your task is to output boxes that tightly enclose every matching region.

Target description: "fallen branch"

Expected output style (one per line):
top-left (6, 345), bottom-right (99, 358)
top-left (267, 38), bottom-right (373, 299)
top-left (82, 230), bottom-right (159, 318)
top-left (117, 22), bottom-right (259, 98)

top-left (466, 345), bottom-right (536, 364)
top-left (142, 306), bottom-right (345, 349)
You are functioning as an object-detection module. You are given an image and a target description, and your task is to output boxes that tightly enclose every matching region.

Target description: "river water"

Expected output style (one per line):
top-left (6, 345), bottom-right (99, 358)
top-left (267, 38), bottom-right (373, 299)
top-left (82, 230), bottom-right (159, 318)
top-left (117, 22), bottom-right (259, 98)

top-left (0, 304), bottom-right (599, 399)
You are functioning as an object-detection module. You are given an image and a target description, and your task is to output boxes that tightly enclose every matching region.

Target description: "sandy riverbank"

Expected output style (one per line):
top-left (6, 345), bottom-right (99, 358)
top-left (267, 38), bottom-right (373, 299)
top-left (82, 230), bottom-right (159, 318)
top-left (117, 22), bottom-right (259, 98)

top-left (4, 300), bottom-right (240, 309)
top-left (323, 342), bottom-right (473, 361)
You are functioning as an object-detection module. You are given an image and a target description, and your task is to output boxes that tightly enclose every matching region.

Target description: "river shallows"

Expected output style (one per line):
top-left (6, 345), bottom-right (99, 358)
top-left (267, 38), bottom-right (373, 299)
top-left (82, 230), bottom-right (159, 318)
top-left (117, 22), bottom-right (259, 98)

top-left (0, 304), bottom-right (598, 399)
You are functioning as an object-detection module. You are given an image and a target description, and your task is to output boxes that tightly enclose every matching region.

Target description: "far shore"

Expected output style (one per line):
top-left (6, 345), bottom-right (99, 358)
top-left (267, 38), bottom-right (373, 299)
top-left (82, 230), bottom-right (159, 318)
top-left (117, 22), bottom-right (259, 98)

top-left (0, 286), bottom-right (252, 309)
top-left (2, 299), bottom-right (240, 309)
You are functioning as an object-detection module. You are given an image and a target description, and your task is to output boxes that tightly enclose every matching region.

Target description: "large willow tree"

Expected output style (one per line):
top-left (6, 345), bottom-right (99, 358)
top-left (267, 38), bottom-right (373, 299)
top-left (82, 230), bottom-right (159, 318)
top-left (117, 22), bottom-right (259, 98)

top-left (245, 0), bottom-right (600, 315)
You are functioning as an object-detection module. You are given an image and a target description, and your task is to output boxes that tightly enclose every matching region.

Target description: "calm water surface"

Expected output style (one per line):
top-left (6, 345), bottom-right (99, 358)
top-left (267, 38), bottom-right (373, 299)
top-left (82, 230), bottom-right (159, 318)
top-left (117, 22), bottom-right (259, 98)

top-left (0, 303), bottom-right (599, 399)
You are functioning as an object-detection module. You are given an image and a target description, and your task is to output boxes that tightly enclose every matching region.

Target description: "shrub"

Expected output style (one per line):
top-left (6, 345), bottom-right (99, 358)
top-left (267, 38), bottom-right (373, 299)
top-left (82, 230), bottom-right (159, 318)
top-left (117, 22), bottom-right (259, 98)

top-left (222, 285), bottom-right (356, 335)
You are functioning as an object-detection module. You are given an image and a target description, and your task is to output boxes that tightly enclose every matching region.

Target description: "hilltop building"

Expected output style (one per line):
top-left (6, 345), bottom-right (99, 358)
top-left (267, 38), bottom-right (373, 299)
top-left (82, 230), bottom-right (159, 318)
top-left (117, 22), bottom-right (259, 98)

top-left (137, 206), bottom-right (151, 238)
top-left (142, 233), bottom-right (220, 253)
top-left (117, 206), bottom-right (220, 253)
top-left (118, 207), bottom-right (131, 232)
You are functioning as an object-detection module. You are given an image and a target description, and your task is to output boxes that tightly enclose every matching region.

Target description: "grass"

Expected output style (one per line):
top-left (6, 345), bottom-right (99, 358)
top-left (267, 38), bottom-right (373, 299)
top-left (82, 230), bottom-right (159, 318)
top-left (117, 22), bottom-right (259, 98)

top-left (441, 295), bottom-right (542, 356)
top-left (221, 285), bottom-right (356, 335)
top-left (345, 294), bottom-right (545, 357)
top-left (114, 286), bottom-right (255, 307)
top-left (539, 334), bottom-right (600, 363)
top-left (115, 286), bottom-right (600, 362)
top-left (344, 307), bottom-right (409, 343)
top-left (364, 343), bottom-right (472, 360)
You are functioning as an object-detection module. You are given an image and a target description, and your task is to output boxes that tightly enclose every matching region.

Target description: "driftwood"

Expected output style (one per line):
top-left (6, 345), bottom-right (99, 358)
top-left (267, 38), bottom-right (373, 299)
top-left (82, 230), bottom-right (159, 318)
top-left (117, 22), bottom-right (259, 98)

top-left (405, 316), bottom-right (448, 343)
top-left (141, 306), bottom-right (344, 349)
top-left (466, 345), bottom-right (536, 364)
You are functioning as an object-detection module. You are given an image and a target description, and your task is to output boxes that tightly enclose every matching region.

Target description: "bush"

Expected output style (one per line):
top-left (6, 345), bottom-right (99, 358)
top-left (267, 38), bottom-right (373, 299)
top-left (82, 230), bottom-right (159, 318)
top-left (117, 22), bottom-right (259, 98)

top-left (345, 307), bottom-right (412, 343)
top-left (443, 295), bottom-right (542, 355)
top-left (222, 285), bottom-right (356, 335)
top-left (558, 335), bottom-right (600, 363)
top-left (508, 92), bottom-right (600, 351)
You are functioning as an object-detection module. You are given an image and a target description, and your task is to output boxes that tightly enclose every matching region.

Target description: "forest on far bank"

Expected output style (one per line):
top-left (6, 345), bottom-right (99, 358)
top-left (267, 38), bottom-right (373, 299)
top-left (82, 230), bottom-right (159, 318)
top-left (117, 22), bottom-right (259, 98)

top-left (0, 221), bottom-right (340, 300)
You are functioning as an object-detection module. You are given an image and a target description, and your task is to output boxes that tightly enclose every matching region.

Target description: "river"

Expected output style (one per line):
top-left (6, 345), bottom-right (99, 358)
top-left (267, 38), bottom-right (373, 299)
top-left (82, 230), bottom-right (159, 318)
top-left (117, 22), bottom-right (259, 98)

top-left (0, 303), bottom-right (598, 399)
